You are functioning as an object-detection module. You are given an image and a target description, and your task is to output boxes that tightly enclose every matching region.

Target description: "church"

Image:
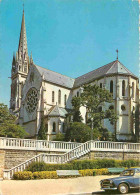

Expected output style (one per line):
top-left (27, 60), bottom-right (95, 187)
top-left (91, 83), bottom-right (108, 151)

top-left (10, 10), bottom-right (139, 141)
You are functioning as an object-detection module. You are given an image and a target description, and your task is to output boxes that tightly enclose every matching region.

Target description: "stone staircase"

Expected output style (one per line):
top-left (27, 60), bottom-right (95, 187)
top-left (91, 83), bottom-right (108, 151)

top-left (2, 138), bottom-right (140, 179)
top-left (4, 140), bottom-right (92, 179)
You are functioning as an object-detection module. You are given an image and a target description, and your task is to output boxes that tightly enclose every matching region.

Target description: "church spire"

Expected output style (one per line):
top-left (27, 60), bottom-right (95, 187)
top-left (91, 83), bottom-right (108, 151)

top-left (18, 8), bottom-right (28, 63)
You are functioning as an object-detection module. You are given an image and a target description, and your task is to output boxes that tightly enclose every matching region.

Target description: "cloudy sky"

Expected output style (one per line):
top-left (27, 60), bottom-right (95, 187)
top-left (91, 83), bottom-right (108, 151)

top-left (0, 0), bottom-right (139, 106)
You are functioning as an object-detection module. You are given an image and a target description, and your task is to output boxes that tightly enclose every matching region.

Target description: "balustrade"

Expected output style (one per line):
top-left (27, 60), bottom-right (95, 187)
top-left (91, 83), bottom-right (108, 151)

top-left (0, 137), bottom-right (80, 151)
top-left (3, 139), bottom-right (140, 179)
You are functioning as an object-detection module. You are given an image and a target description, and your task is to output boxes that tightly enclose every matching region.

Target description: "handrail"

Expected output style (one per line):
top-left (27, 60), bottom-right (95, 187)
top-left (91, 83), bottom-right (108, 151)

top-left (0, 137), bottom-right (81, 151)
top-left (3, 140), bottom-right (140, 179)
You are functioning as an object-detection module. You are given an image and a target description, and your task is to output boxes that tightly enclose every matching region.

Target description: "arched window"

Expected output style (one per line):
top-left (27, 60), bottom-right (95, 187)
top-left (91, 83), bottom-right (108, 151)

top-left (58, 90), bottom-right (61, 104)
top-left (110, 80), bottom-right (113, 94)
top-left (52, 91), bottom-right (55, 103)
top-left (77, 91), bottom-right (79, 97)
top-left (100, 83), bottom-right (102, 89)
top-left (64, 94), bottom-right (67, 106)
top-left (132, 82), bottom-right (134, 98)
top-left (53, 122), bottom-right (56, 132)
top-left (121, 105), bottom-right (126, 111)
top-left (122, 80), bottom-right (125, 96)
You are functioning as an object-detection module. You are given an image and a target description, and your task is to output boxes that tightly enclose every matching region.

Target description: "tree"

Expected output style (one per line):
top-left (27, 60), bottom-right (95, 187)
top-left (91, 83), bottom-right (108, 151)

top-left (71, 97), bottom-right (83, 122)
top-left (65, 122), bottom-right (101, 142)
top-left (53, 132), bottom-right (65, 141)
top-left (0, 103), bottom-right (27, 138)
top-left (72, 85), bottom-right (118, 138)
top-left (37, 115), bottom-right (47, 140)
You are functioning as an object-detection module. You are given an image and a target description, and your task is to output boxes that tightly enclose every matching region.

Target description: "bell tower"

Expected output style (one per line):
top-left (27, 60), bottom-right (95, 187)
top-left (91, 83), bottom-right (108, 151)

top-left (10, 9), bottom-right (30, 114)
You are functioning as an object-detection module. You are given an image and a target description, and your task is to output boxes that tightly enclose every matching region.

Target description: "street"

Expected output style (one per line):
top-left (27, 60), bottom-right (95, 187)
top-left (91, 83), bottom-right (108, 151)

top-left (0, 176), bottom-right (139, 195)
top-left (67, 189), bottom-right (140, 195)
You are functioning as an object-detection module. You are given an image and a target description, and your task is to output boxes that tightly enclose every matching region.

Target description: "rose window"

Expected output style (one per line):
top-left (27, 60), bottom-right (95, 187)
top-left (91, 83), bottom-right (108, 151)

top-left (26, 88), bottom-right (38, 113)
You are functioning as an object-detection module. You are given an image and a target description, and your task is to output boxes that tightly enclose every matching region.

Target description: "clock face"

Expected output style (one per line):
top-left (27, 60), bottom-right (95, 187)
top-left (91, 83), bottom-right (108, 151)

top-left (26, 88), bottom-right (38, 113)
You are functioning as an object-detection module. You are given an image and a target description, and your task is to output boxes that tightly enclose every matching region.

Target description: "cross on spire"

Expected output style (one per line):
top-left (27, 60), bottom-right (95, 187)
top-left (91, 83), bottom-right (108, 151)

top-left (116, 49), bottom-right (119, 60)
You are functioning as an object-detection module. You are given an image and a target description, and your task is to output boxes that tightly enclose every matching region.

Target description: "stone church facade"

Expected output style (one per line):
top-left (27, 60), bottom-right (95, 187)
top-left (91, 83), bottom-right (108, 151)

top-left (10, 10), bottom-right (139, 141)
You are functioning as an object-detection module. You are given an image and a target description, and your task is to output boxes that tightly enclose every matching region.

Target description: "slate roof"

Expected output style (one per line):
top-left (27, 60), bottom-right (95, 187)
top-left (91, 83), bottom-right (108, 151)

top-left (35, 60), bottom-right (138, 89)
top-left (48, 105), bottom-right (68, 117)
top-left (73, 60), bottom-right (138, 88)
top-left (35, 65), bottom-right (75, 89)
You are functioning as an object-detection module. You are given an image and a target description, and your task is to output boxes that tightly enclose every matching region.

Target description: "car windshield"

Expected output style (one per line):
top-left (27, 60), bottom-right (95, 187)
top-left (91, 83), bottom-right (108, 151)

top-left (120, 170), bottom-right (134, 176)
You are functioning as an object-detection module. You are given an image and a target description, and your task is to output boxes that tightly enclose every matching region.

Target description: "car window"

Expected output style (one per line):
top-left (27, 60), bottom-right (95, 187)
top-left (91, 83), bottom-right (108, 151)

top-left (135, 172), bottom-right (140, 176)
top-left (120, 170), bottom-right (134, 176)
top-left (135, 169), bottom-right (140, 176)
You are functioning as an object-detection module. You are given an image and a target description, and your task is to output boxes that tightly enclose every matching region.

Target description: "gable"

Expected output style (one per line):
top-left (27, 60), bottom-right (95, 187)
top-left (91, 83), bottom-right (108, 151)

top-left (35, 64), bottom-right (75, 89)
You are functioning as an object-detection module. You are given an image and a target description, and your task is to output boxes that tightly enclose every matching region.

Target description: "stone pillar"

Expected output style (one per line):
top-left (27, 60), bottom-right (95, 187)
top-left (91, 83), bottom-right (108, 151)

top-left (0, 150), bottom-right (5, 178)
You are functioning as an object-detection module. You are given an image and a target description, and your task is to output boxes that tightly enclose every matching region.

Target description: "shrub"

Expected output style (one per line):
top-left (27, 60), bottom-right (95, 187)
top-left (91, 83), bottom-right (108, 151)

top-left (25, 159), bottom-right (140, 172)
top-left (13, 171), bottom-right (33, 180)
top-left (65, 122), bottom-right (101, 142)
top-left (25, 161), bottom-right (73, 172)
top-left (32, 171), bottom-right (58, 179)
top-left (13, 168), bottom-right (109, 180)
top-left (13, 171), bottom-right (58, 180)
top-left (79, 168), bottom-right (108, 176)
top-left (53, 133), bottom-right (65, 141)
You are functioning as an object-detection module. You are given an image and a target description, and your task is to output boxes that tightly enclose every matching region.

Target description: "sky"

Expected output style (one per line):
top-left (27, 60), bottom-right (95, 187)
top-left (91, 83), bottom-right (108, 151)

top-left (0, 0), bottom-right (139, 106)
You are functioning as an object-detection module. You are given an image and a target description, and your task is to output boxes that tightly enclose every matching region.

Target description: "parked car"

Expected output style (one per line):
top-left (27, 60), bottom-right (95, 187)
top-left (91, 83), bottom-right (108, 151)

top-left (100, 168), bottom-right (140, 194)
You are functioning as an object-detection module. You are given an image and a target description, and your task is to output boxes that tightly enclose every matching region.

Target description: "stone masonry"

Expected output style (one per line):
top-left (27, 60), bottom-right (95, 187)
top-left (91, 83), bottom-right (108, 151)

top-left (0, 150), bottom-right (5, 178)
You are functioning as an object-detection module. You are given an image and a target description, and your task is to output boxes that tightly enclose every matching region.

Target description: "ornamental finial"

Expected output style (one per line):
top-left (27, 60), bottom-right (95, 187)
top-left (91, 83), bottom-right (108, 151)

top-left (116, 49), bottom-right (118, 60)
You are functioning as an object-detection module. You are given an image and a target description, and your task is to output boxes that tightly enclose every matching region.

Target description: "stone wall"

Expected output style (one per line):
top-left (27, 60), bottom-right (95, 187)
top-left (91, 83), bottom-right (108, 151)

top-left (79, 151), bottom-right (140, 161)
top-left (4, 150), bottom-right (64, 169)
top-left (1, 149), bottom-right (140, 178)
top-left (0, 150), bottom-right (5, 178)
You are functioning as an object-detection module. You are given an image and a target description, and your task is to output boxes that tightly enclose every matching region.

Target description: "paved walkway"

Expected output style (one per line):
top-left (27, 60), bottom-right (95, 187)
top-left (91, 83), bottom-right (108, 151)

top-left (0, 175), bottom-right (118, 195)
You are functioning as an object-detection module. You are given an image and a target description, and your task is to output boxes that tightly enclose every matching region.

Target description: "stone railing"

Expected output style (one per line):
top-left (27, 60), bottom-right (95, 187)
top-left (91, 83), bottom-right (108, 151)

top-left (0, 137), bottom-right (81, 152)
top-left (3, 141), bottom-right (92, 179)
top-left (4, 153), bottom-right (44, 179)
top-left (3, 140), bottom-right (140, 179)
top-left (91, 141), bottom-right (140, 152)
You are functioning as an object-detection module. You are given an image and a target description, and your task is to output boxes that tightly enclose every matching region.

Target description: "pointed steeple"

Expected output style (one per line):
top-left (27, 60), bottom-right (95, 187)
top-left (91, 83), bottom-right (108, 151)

top-left (18, 8), bottom-right (28, 63)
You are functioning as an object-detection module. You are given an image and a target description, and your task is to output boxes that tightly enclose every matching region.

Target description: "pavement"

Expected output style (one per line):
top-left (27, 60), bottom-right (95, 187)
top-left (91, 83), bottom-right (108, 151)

top-left (0, 175), bottom-right (139, 195)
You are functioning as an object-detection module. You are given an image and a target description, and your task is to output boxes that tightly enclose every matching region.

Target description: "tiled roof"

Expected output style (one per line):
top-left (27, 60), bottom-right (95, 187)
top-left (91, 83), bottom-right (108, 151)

top-left (73, 60), bottom-right (138, 88)
top-left (35, 60), bottom-right (138, 89)
top-left (35, 65), bottom-right (75, 89)
top-left (48, 105), bottom-right (68, 117)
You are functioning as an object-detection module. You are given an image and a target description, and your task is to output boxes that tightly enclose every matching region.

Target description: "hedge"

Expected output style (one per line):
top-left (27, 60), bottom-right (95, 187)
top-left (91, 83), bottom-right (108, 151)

top-left (25, 159), bottom-right (140, 172)
top-left (79, 168), bottom-right (108, 176)
top-left (13, 168), bottom-right (109, 180)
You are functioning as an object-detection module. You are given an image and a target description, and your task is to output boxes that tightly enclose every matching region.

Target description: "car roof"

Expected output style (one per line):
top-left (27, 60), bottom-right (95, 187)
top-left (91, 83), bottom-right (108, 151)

top-left (125, 168), bottom-right (140, 171)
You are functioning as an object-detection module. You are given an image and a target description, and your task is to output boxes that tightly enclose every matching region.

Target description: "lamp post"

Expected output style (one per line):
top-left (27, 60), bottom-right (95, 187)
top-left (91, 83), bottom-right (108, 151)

top-left (91, 118), bottom-right (94, 140)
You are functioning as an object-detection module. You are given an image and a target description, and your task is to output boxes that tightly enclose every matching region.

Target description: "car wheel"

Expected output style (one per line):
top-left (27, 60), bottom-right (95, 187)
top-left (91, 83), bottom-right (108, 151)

top-left (118, 183), bottom-right (129, 194)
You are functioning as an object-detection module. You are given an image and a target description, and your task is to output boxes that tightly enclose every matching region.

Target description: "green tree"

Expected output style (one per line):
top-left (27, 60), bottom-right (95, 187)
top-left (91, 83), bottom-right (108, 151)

top-left (53, 132), bottom-right (65, 141)
top-left (65, 122), bottom-right (101, 142)
top-left (0, 103), bottom-right (27, 138)
top-left (72, 85), bottom-right (118, 138)
top-left (37, 115), bottom-right (47, 140)
top-left (71, 97), bottom-right (83, 122)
